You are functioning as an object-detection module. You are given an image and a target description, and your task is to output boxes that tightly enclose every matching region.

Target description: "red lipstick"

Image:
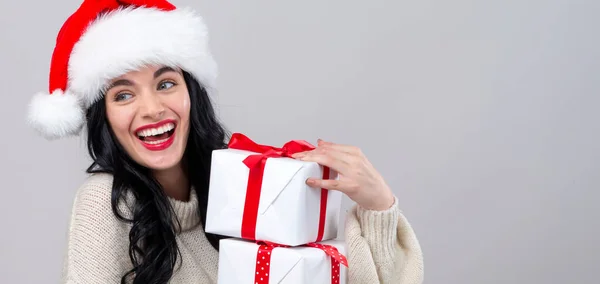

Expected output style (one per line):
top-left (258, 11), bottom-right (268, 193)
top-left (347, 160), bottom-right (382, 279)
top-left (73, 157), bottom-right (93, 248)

top-left (134, 119), bottom-right (176, 133)
top-left (135, 119), bottom-right (177, 151)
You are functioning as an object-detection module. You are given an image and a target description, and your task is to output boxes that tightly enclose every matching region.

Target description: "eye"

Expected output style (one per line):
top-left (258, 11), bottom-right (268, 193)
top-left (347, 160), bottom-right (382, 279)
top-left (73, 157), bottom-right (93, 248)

top-left (158, 81), bottom-right (176, 90)
top-left (114, 93), bottom-right (133, 102)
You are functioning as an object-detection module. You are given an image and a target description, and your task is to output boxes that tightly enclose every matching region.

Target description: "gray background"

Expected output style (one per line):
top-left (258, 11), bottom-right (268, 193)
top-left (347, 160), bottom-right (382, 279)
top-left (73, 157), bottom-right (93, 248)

top-left (1, 0), bottom-right (598, 283)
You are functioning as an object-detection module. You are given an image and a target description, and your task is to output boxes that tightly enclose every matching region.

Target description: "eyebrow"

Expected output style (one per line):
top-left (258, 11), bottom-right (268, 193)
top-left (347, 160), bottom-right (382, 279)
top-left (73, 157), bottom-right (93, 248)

top-left (154, 66), bottom-right (179, 79)
top-left (105, 66), bottom-right (179, 92)
top-left (106, 79), bottom-right (133, 91)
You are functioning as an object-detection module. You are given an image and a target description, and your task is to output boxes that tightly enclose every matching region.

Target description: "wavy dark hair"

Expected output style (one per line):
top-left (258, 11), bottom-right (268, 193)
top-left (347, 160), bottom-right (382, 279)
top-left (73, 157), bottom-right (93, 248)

top-left (84, 70), bottom-right (228, 283)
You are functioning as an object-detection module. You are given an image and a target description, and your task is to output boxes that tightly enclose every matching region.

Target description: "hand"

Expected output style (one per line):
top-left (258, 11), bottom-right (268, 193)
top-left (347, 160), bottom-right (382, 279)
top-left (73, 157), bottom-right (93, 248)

top-left (291, 139), bottom-right (396, 211)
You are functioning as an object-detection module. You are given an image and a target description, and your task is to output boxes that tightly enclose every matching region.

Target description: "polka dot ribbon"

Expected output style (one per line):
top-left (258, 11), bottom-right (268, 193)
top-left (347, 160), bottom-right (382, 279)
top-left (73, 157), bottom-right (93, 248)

top-left (306, 243), bottom-right (349, 284)
top-left (254, 241), bottom-right (348, 284)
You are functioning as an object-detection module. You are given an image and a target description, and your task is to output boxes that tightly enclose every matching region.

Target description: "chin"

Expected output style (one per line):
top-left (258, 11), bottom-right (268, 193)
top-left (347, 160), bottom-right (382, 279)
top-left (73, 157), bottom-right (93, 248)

top-left (136, 145), bottom-right (186, 171)
top-left (144, 160), bottom-right (181, 171)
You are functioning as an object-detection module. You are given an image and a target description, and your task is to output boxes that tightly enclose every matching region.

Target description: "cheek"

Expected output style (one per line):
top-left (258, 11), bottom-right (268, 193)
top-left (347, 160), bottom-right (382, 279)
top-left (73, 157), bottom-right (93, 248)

top-left (172, 93), bottom-right (191, 126)
top-left (182, 95), bottom-right (190, 111)
top-left (105, 105), bottom-right (135, 139)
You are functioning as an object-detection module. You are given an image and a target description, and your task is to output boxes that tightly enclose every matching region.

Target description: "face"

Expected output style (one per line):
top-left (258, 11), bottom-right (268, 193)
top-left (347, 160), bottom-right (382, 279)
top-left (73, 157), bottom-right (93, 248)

top-left (104, 65), bottom-right (191, 171)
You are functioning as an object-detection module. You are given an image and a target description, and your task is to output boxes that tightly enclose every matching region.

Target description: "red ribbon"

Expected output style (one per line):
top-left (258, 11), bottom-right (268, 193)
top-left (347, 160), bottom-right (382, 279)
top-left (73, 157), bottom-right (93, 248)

top-left (254, 241), bottom-right (348, 284)
top-left (227, 133), bottom-right (330, 242)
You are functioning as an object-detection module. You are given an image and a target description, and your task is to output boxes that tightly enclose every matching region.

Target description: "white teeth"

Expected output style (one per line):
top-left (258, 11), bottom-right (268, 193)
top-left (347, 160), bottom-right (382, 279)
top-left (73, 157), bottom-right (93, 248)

top-left (144, 138), bottom-right (170, 145)
top-left (137, 123), bottom-right (175, 137)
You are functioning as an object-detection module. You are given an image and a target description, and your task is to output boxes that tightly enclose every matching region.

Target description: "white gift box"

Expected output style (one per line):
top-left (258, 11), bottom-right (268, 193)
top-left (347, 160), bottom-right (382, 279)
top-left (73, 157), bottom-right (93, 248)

top-left (205, 148), bottom-right (343, 246)
top-left (217, 238), bottom-right (347, 284)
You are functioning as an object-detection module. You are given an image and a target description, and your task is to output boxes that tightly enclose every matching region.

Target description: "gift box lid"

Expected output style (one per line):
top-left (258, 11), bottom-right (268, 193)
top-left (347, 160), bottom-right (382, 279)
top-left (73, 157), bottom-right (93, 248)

top-left (213, 148), bottom-right (317, 215)
top-left (258, 154), bottom-right (309, 214)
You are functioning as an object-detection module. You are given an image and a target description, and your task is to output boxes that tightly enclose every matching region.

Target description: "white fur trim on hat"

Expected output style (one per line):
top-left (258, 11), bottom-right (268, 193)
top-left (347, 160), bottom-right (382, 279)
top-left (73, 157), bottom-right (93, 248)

top-left (27, 90), bottom-right (85, 140)
top-left (28, 5), bottom-right (218, 140)
top-left (69, 6), bottom-right (218, 108)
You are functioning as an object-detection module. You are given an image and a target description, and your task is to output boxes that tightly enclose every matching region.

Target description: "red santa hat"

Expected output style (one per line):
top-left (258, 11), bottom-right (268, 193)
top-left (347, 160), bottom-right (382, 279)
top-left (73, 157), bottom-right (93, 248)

top-left (27, 0), bottom-right (218, 139)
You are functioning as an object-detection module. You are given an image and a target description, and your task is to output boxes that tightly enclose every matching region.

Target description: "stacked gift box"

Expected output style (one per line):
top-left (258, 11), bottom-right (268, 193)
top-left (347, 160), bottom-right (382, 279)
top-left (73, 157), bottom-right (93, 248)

top-left (205, 133), bottom-right (348, 284)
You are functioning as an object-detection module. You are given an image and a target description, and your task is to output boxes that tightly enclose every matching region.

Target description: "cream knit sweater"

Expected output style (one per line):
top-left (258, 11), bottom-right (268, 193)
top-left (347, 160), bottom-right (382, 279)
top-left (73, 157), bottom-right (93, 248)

top-left (61, 173), bottom-right (423, 283)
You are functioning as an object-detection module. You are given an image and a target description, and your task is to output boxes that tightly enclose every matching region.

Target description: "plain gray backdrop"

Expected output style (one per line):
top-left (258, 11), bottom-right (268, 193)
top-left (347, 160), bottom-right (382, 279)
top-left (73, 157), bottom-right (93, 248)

top-left (1, 0), bottom-right (598, 283)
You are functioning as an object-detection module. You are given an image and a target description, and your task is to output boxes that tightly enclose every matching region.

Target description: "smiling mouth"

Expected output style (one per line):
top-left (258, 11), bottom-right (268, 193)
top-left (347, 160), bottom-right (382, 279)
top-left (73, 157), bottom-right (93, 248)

top-left (136, 122), bottom-right (176, 146)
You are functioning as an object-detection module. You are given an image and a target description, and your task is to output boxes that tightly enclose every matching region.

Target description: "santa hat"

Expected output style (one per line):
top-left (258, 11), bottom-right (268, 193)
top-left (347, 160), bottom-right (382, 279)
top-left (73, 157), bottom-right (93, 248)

top-left (27, 0), bottom-right (218, 140)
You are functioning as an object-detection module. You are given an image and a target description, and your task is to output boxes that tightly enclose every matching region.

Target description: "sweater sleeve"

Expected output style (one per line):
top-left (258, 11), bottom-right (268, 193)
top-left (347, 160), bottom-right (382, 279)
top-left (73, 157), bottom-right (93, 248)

top-left (344, 196), bottom-right (424, 284)
top-left (61, 174), bottom-right (131, 284)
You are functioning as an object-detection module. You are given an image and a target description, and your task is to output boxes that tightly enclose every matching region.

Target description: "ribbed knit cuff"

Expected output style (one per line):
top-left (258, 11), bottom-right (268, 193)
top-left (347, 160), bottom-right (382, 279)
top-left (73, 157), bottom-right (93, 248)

top-left (355, 196), bottom-right (400, 260)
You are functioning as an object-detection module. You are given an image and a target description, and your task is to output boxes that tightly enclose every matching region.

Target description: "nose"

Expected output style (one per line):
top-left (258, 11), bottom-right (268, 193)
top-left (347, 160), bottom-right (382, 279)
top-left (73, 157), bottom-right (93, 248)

top-left (139, 91), bottom-right (165, 120)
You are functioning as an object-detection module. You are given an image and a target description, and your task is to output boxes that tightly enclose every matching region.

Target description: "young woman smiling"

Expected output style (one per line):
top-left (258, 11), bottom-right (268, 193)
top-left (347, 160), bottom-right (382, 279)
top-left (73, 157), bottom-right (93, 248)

top-left (27, 0), bottom-right (424, 283)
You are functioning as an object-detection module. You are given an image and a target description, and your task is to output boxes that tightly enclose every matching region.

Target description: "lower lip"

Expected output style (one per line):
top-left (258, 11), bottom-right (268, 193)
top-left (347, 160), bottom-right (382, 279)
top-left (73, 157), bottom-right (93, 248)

top-left (139, 131), bottom-right (176, 151)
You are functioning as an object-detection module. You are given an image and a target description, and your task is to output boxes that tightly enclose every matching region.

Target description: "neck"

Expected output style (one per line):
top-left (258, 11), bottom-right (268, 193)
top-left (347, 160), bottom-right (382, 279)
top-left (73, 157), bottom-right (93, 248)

top-left (153, 163), bottom-right (190, 201)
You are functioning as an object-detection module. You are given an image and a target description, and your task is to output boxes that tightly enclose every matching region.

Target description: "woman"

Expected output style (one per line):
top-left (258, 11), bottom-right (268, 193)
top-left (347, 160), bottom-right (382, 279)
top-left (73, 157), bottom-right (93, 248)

top-left (27, 0), bottom-right (423, 283)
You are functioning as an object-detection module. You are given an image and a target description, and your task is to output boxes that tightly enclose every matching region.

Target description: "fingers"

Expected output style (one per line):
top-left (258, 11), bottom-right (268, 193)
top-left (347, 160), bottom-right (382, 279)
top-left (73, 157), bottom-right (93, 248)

top-left (317, 139), bottom-right (362, 156)
top-left (306, 178), bottom-right (340, 190)
top-left (293, 140), bottom-right (359, 163)
top-left (306, 178), bottom-right (344, 191)
top-left (294, 148), bottom-right (351, 175)
top-left (306, 178), bottom-right (360, 195)
top-left (290, 139), bottom-right (363, 175)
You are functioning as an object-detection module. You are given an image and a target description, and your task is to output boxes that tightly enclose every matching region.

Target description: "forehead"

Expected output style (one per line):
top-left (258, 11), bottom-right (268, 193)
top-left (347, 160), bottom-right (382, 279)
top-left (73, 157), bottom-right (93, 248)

top-left (111, 65), bottom-right (182, 82)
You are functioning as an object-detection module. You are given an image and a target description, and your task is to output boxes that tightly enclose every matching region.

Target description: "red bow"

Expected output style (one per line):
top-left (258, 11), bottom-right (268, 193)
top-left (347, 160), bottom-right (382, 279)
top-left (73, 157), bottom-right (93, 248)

top-left (228, 132), bottom-right (316, 168)
top-left (228, 133), bottom-right (330, 242)
top-left (254, 241), bottom-right (348, 284)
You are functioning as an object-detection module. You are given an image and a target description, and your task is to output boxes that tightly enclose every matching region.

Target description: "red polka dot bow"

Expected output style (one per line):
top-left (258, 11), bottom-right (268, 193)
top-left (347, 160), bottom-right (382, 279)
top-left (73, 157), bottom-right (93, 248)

top-left (254, 241), bottom-right (348, 284)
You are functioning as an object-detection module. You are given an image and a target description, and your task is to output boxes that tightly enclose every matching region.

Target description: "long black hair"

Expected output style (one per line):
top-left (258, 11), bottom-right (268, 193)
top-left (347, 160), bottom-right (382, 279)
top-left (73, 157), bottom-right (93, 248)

top-left (85, 70), bottom-right (228, 283)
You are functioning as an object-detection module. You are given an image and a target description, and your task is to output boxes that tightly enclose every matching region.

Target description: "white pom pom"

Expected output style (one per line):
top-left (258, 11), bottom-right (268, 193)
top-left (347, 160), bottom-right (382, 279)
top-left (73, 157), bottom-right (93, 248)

top-left (27, 89), bottom-right (85, 140)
